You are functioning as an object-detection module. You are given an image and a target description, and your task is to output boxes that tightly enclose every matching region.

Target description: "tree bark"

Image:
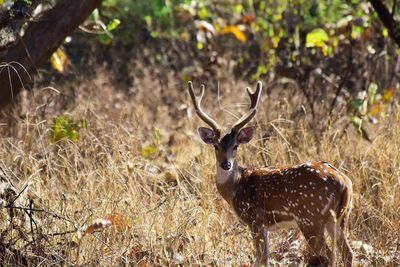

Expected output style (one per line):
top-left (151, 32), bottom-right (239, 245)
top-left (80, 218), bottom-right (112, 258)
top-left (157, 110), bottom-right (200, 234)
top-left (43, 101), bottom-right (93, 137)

top-left (0, 0), bottom-right (102, 107)
top-left (369, 0), bottom-right (400, 47)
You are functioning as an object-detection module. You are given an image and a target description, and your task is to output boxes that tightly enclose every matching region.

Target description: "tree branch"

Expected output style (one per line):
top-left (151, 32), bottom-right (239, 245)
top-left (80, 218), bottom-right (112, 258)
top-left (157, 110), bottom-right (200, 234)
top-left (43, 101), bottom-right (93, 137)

top-left (0, 0), bottom-right (102, 107)
top-left (369, 0), bottom-right (400, 47)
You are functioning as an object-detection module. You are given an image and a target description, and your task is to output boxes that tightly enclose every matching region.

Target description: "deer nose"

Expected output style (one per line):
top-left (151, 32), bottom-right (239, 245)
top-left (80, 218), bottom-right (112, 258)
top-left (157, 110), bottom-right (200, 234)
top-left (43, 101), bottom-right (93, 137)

top-left (221, 160), bottom-right (232, 170)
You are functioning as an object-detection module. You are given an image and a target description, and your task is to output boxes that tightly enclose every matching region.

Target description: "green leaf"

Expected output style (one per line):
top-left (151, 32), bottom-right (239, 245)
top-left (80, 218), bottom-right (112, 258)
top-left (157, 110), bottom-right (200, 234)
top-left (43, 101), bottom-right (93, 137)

top-left (154, 128), bottom-right (162, 142)
top-left (351, 116), bottom-right (362, 130)
top-left (102, 0), bottom-right (117, 8)
top-left (91, 8), bottom-right (100, 22)
top-left (99, 33), bottom-right (113, 45)
top-left (367, 83), bottom-right (378, 104)
top-left (347, 97), bottom-right (364, 113)
top-left (306, 28), bottom-right (329, 48)
top-left (150, 31), bottom-right (158, 38)
top-left (50, 116), bottom-right (81, 143)
top-left (107, 19), bottom-right (120, 32)
top-left (198, 7), bottom-right (209, 19)
top-left (234, 4), bottom-right (243, 14)
top-left (251, 64), bottom-right (268, 81)
top-left (351, 116), bottom-right (370, 141)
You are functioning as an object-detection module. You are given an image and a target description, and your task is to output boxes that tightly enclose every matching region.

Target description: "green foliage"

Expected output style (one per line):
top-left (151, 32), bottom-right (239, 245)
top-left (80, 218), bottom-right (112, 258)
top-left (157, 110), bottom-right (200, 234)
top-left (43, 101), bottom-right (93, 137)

top-left (88, 8), bottom-right (121, 45)
top-left (81, 0), bottom-right (397, 137)
top-left (99, 0), bottom-right (179, 39)
top-left (98, 18), bottom-right (121, 45)
top-left (347, 97), bottom-right (365, 114)
top-left (141, 145), bottom-right (158, 159)
top-left (368, 83), bottom-right (378, 104)
top-left (154, 127), bottom-right (162, 143)
top-left (50, 116), bottom-right (86, 143)
top-left (345, 82), bottom-right (394, 140)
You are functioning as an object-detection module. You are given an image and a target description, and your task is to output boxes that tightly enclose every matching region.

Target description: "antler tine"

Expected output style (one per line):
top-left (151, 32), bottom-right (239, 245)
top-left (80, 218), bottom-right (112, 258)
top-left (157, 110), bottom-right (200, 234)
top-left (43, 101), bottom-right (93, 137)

top-left (187, 81), bottom-right (222, 138)
top-left (232, 81), bottom-right (263, 133)
top-left (246, 81), bottom-right (262, 109)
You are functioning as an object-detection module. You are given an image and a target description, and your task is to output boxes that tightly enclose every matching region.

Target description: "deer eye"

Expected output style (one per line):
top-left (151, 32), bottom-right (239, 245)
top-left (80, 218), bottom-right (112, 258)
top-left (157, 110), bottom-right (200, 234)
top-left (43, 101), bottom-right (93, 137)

top-left (233, 145), bottom-right (238, 150)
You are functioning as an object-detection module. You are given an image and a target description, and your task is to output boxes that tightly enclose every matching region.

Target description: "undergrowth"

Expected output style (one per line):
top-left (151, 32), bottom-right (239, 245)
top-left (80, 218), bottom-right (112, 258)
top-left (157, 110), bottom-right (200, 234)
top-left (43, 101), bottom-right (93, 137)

top-left (0, 72), bottom-right (399, 266)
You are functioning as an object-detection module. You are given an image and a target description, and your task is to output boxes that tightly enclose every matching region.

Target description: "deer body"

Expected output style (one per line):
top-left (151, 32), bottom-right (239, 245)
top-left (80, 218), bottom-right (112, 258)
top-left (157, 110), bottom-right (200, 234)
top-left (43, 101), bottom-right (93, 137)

top-left (188, 81), bottom-right (353, 266)
top-left (230, 162), bottom-right (352, 230)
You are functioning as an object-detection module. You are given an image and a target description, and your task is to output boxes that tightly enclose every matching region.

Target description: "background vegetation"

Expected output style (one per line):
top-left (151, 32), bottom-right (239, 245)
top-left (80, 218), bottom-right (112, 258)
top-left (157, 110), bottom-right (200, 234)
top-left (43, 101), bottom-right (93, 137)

top-left (0, 0), bottom-right (399, 265)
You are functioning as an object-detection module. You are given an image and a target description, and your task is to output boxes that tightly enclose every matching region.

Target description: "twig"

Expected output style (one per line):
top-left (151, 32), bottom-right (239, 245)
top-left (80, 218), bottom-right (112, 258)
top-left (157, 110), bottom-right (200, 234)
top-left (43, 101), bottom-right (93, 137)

top-left (7, 167), bottom-right (43, 205)
top-left (4, 205), bottom-right (77, 227)
top-left (28, 200), bottom-right (36, 245)
top-left (21, 229), bottom-right (77, 250)
top-left (146, 197), bottom-right (168, 213)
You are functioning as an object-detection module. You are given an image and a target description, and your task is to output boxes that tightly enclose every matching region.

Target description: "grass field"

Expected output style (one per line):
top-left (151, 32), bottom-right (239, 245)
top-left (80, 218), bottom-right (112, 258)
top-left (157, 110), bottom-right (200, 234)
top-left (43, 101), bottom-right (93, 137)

top-left (0, 71), bottom-right (399, 266)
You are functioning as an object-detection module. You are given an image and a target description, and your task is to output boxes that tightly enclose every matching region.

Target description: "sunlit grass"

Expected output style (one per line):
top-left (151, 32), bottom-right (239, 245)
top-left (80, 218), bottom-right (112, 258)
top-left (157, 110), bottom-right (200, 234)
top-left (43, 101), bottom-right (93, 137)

top-left (0, 76), bottom-right (399, 266)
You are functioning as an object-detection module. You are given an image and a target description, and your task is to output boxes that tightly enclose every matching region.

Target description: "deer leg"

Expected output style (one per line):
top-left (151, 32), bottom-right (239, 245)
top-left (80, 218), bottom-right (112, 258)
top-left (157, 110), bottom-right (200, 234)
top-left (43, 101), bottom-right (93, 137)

top-left (326, 218), bottom-right (353, 267)
top-left (263, 227), bottom-right (270, 267)
top-left (300, 225), bottom-right (329, 267)
top-left (337, 227), bottom-right (353, 267)
top-left (325, 217), bottom-right (338, 265)
top-left (339, 213), bottom-right (353, 267)
top-left (252, 227), bottom-right (268, 267)
top-left (326, 212), bottom-right (353, 267)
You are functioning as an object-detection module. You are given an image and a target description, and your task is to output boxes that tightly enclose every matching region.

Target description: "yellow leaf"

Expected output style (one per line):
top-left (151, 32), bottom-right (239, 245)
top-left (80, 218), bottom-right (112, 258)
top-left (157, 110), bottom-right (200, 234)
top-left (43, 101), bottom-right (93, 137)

top-left (272, 36), bottom-right (280, 48)
top-left (369, 102), bottom-right (382, 116)
top-left (306, 28), bottom-right (328, 48)
top-left (383, 86), bottom-right (394, 102)
top-left (50, 48), bottom-right (68, 73)
top-left (382, 28), bottom-right (388, 38)
top-left (321, 45), bottom-right (329, 57)
top-left (219, 25), bottom-right (247, 42)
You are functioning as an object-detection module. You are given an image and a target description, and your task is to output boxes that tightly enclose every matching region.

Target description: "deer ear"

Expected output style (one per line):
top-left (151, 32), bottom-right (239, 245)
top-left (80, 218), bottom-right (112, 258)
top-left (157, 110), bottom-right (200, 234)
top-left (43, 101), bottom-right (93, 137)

top-left (237, 126), bottom-right (256, 144)
top-left (198, 127), bottom-right (215, 144)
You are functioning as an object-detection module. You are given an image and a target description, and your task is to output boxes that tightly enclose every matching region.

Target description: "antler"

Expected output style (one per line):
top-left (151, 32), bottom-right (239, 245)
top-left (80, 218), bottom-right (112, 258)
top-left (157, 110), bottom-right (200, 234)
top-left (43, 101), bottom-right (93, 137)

top-left (231, 81), bottom-right (262, 133)
top-left (188, 81), bottom-right (222, 139)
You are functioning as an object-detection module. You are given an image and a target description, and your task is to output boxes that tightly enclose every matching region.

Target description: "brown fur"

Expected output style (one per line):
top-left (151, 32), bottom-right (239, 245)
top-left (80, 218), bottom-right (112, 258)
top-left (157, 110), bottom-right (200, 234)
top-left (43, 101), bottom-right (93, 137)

top-left (230, 161), bottom-right (353, 266)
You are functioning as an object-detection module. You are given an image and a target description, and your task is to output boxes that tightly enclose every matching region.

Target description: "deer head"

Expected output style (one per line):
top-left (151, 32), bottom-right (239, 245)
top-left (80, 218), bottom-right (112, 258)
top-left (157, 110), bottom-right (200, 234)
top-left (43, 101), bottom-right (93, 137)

top-left (188, 81), bottom-right (262, 171)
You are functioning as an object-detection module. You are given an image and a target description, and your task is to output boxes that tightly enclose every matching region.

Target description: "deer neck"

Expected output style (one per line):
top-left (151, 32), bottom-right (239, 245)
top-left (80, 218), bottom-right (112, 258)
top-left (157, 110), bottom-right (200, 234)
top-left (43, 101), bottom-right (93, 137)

top-left (216, 160), bottom-right (240, 206)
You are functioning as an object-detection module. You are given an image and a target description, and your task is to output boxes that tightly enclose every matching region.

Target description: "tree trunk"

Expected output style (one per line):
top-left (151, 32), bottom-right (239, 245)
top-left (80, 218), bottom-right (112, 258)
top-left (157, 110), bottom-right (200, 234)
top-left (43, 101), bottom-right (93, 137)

top-left (0, 0), bottom-right (102, 107)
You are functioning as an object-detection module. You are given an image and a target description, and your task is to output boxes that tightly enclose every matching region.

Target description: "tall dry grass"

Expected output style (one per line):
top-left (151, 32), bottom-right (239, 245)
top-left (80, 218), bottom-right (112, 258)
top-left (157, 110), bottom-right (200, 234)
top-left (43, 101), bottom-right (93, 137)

top-left (0, 70), bottom-right (399, 266)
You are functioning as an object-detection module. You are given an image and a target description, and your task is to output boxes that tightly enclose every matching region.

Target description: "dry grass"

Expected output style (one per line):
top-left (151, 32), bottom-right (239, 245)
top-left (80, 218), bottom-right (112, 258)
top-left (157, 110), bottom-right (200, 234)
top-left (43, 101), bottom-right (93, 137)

top-left (0, 68), bottom-right (399, 266)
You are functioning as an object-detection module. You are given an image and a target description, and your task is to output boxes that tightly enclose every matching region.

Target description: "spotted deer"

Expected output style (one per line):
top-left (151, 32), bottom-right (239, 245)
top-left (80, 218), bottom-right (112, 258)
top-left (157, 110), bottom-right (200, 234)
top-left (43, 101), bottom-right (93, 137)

top-left (188, 81), bottom-right (353, 267)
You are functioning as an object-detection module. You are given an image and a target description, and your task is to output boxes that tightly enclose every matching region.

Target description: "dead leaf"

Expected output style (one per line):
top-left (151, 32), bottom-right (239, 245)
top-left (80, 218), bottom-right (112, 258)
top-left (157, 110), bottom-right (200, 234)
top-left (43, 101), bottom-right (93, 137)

top-left (78, 218), bottom-right (111, 238)
top-left (106, 212), bottom-right (129, 231)
top-left (195, 20), bottom-right (216, 35)
top-left (369, 101), bottom-right (383, 116)
top-left (241, 13), bottom-right (256, 25)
